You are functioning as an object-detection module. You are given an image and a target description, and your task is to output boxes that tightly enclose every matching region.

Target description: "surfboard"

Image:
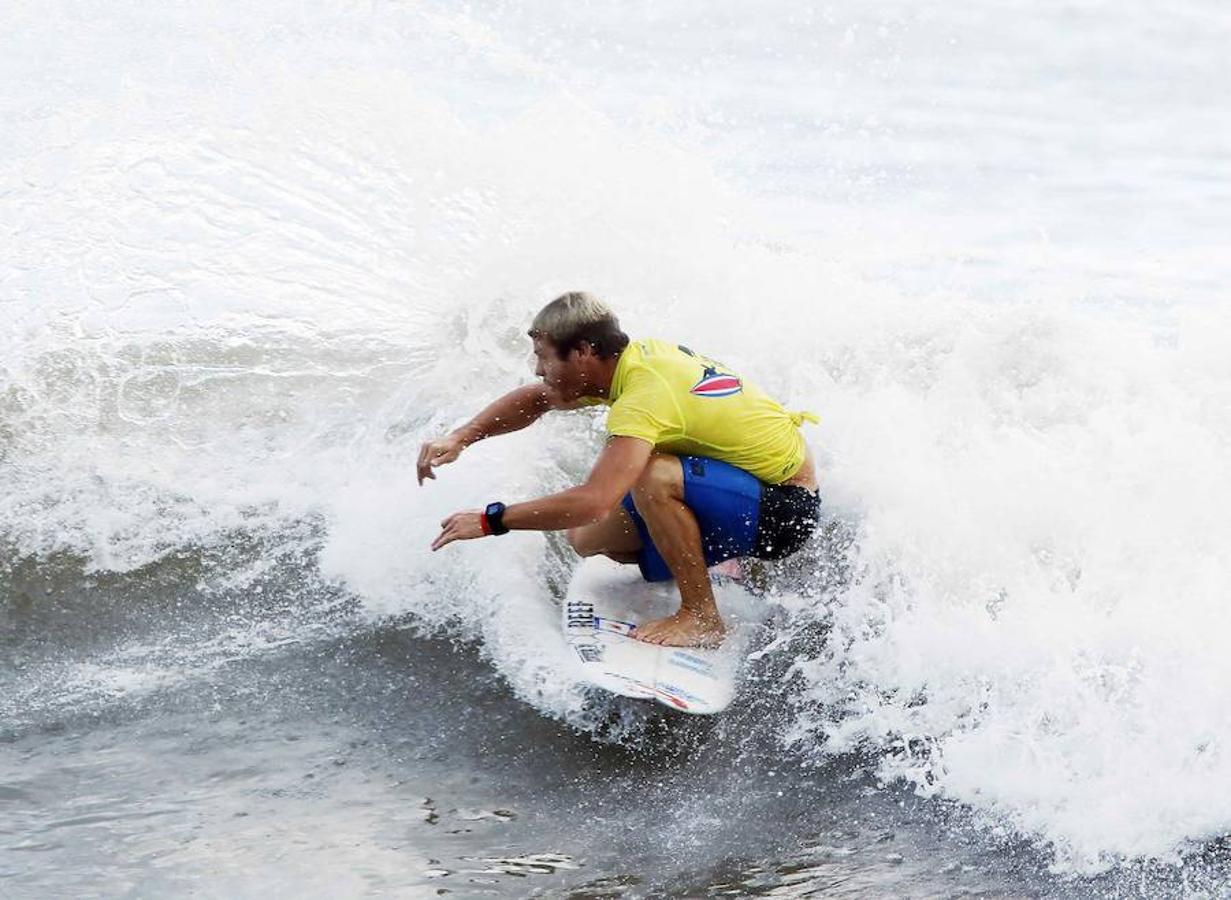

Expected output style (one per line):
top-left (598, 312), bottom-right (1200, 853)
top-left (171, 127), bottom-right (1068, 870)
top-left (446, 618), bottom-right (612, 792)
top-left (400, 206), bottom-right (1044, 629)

top-left (561, 555), bottom-right (763, 715)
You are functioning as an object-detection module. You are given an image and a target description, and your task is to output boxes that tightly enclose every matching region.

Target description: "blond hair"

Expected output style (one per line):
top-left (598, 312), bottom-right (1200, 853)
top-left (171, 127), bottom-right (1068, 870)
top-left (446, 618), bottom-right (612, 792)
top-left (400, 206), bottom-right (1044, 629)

top-left (528, 292), bottom-right (629, 359)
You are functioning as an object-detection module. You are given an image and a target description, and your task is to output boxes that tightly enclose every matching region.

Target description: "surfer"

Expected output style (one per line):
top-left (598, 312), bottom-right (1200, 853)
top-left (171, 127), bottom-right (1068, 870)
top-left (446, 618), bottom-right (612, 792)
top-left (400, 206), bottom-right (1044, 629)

top-left (423, 292), bottom-right (820, 647)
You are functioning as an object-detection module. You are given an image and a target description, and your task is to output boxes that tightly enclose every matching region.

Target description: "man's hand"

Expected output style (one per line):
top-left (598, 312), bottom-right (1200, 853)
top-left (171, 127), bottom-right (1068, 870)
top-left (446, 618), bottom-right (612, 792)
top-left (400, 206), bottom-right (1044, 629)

top-left (431, 510), bottom-right (485, 551)
top-left (417, 435), bottom-right (464, 485)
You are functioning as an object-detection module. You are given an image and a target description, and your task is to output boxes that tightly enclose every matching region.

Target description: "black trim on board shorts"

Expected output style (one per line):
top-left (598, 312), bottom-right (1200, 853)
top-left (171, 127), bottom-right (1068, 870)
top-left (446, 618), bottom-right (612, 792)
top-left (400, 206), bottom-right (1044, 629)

top-left (753, 484), bottom-right (821, 560)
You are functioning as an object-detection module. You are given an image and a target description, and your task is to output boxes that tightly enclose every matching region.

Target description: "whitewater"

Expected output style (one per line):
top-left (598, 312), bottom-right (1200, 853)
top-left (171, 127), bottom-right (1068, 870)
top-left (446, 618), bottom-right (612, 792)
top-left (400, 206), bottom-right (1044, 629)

top-left (4, 1), bottom-right (1231, 896)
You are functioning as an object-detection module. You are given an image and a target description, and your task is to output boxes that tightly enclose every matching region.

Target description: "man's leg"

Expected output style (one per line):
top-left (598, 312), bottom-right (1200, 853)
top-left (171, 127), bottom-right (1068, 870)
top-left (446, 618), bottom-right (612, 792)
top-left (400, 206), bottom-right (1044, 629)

top-left (567, 505), bottom-right (642, 564)
top-left (628, 454), bottom-right (726, 647)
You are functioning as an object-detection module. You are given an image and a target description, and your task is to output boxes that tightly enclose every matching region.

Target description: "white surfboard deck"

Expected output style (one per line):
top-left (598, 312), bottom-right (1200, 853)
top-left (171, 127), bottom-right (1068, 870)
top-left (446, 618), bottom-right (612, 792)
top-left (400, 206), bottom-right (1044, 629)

top-left (561, 555), bottom-right (763, 715)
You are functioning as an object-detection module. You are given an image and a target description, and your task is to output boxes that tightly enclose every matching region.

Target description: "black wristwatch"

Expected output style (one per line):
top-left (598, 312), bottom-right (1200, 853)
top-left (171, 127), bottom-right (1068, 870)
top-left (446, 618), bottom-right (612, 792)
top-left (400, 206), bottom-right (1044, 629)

top-left (482, 501), bottom-right (509, 536)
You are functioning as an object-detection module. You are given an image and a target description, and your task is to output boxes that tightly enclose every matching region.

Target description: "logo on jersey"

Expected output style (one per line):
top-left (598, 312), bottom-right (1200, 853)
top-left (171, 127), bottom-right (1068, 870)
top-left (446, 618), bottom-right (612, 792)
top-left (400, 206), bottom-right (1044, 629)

top-left (690, 365), bottom-right (742, 398)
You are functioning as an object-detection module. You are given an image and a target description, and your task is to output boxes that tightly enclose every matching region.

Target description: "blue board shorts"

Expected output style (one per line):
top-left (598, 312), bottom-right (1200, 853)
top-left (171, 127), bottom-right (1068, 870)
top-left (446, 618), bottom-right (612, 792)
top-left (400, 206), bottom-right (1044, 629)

top-left (620, 455), bottom-right (821, 583)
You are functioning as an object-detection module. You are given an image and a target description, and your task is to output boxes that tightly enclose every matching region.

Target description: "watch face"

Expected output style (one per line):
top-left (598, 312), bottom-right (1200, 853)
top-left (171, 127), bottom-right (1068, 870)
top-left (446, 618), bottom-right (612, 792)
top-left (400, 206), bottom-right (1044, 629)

top-left (483, 501), bottom-right (507, 535)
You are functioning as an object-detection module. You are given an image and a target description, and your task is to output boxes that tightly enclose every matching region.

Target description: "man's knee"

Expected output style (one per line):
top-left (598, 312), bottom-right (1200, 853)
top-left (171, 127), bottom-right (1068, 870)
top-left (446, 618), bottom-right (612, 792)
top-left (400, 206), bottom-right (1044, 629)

top-left (568, 526), bottom-right (639, 564)
top-left (632, 454), bottom-right (683, 508)
top-left (567, 526), bottom-right (595, 557)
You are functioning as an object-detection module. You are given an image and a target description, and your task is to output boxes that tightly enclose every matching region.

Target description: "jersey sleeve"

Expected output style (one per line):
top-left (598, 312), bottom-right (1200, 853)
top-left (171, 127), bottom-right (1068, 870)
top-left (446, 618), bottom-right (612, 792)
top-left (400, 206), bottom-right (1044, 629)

top-left (605, 367), bottom-right (680, 445)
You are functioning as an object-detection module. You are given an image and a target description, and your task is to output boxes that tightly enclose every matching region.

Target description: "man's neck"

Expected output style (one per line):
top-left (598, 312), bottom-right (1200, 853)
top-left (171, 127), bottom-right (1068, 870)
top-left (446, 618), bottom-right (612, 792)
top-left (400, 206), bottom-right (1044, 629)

top-left (589, 351), bottom-right (622, 398)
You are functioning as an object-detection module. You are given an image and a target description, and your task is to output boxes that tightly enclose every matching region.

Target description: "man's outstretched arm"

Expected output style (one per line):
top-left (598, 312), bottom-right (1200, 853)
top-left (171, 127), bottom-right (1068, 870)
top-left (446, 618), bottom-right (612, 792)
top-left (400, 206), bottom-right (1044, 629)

top-left (431, 437), bottom-right (652, 550)
top-left (417, 383), bottom-right (581, 485)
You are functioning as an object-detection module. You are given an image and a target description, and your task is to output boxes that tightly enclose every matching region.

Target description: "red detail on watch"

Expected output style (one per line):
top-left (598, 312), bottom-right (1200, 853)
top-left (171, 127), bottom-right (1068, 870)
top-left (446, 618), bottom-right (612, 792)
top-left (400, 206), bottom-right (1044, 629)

top-left (479, 512), bottom-right (492, 536)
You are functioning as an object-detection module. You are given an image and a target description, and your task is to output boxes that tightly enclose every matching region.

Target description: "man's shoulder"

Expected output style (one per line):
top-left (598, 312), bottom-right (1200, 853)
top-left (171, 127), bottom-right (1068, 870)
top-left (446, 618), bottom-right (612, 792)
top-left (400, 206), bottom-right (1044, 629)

top-left (616, 344), bottom-right (672, 389)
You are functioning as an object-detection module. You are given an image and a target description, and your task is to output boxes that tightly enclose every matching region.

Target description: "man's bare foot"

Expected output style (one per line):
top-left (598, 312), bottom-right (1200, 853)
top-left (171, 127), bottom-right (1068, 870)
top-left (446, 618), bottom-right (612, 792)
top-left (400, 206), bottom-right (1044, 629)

top-left (635, 610), bottom-right (726, 648)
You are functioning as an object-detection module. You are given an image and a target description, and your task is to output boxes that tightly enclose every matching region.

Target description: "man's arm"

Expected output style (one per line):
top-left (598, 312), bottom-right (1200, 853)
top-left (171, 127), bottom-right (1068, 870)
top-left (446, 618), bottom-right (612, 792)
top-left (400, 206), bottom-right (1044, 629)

top-left (417, 383), bottom-right (581, 485)
top-left (430, 437), bottom-right (652, 550)
top-left (502, 436), bottom-right (652, 531)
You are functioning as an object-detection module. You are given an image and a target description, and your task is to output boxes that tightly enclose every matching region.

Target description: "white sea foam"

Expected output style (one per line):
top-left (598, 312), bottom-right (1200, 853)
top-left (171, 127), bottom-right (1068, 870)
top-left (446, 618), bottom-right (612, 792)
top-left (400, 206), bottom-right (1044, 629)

top-left (4, 0), bottom-right (1230, 873)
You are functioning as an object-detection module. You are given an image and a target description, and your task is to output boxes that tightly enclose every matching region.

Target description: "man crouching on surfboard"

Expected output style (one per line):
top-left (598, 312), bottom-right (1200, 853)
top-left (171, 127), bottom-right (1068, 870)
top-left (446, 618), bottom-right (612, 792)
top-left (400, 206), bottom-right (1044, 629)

top-left (423, 292), bottom-right (820, 648)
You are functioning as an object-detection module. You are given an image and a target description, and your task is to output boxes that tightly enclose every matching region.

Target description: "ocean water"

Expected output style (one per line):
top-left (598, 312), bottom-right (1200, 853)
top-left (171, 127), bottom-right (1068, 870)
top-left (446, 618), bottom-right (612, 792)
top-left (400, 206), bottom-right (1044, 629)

top-left (4, 1), bottom-right (1231, 896)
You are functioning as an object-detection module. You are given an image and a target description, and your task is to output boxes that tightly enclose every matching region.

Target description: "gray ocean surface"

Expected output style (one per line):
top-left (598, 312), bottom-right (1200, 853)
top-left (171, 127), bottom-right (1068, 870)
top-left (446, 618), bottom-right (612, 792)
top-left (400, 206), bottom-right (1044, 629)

top-left (4, 1), bottom-right (1231, 897)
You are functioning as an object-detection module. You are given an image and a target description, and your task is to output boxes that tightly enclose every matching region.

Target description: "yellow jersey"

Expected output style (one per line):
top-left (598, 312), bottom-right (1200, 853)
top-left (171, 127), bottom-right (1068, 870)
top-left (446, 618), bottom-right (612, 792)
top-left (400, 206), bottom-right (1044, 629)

top-left (596, 338), bottom-right (817, 485)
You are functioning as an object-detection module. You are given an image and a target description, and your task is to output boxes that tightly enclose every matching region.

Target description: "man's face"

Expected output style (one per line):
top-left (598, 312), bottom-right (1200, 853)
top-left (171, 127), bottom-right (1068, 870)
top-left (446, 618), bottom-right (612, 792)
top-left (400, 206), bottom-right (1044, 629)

top-left (533, 336), bottom-right (586, 398)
